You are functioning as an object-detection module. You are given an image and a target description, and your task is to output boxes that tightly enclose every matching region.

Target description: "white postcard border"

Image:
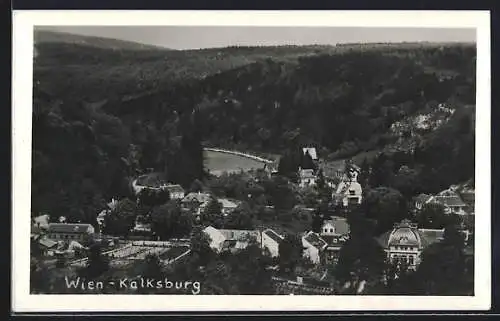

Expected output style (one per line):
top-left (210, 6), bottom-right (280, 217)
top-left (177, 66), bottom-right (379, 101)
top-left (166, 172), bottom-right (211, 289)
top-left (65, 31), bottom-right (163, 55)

top-left (12, 10), bottom-right (491, 312)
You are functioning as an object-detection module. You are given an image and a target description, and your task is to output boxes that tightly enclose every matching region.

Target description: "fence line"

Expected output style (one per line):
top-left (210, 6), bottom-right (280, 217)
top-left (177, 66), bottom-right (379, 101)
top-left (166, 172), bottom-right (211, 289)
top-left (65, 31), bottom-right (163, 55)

top-left (271, 276), bottom-right (336, 294)
top-left (165, 249), bottom-right (191, 264)
top-left (204, 148), bottom-right (275, 164)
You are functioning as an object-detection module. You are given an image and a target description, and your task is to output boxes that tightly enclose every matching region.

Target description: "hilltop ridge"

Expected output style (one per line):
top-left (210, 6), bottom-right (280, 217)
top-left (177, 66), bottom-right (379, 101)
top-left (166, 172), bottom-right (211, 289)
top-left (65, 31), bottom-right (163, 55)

top-left (34, 30), bottom-right (171, 51)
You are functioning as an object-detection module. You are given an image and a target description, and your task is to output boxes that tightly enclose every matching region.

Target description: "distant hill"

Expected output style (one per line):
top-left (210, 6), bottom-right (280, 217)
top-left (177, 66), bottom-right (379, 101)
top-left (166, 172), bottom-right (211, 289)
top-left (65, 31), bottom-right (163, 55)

top-left (34, 30), bottom-right (169, 51)
top-left (33, 39), bottom-right (342, 103)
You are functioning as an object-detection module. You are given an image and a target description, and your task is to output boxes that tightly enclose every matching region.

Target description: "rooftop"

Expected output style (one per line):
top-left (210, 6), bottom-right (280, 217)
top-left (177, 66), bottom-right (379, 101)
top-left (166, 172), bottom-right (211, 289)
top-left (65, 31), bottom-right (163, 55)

top-left (323, 216), bottom-right (350, 236)
top-left (460, 192), bottom-right (475, 206)
top-left (135, 172), bottom-right (168, 188)
top-left (388, 226), bottom-right (422, 247)
top-left (430, 195), bottom-right (467, 207)
top-left (218, 198), bottom-right (239, 208)
top-left (222, 239), bottom-right (238, 250)
top-left (33, 214), bottom-right (50, 228)
top-left (204, 226), bottom-right (226, 241)
top-left (414, 193), bottom-right (432, 203)
top-left (299, 169), bottom-right (316, 179)
top-left (377, 224), bottom-right (446, 249)
top-left (304, 232), bottom-right (328, 250)
top-left (302, 147), bottom-right (318, 160)
top-left (263, 229), bottom-right (284, 243)
top-left (182, 192), bottom-right (211, 204)
top-left (47, 223), bottom-right (94, 234)
top-left (165, 184), bottom-right (185, 193)
top-left (321, 235), bottom-right (346, 247)
top-left (219, 229), bottom-right (260, 242)
top-left (348, 164), bottom-right (361, 172)
top-left (39, 238), bottom-right (58, 248)
top-left (418, 228), bottom-right (445, 247)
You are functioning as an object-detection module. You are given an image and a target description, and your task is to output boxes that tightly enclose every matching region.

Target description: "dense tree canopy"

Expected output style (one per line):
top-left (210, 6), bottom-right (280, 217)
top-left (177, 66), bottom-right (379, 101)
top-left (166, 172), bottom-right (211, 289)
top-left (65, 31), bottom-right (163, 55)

top-left (102, 198), bottom-right (137, 236)
top-left (150, 200), bottom-right (193, 240)
top-left (278, 234), bottom-right (304, 275)
top-left (363, 187), bottom-right (410, 234)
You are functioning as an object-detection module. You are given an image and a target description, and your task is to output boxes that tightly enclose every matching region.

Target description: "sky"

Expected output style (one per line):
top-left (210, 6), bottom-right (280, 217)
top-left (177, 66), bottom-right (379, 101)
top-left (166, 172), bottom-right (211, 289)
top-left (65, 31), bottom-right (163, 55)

top-left (36, 26), bottom-right (476, 50)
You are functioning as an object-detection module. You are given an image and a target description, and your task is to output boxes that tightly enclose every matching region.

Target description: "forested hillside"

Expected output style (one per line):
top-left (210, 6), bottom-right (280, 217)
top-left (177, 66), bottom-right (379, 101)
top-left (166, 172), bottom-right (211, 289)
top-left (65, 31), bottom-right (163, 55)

top-left (32, 32), bottom-right (476, 221)
top-left (103, 42), bottom-right (475, 194)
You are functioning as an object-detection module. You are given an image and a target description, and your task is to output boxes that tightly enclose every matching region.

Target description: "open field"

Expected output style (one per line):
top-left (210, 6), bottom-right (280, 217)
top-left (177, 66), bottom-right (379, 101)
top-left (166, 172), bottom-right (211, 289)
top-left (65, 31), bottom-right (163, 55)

top-left (204, 150), bottom-right (268, 176)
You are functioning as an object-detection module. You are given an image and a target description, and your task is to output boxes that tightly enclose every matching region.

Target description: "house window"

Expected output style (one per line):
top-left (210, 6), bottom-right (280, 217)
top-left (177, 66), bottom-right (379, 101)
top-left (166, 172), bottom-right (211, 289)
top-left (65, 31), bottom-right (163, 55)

top-left (330, 228), bottom-right (334, 233)
top-left (348, 198), bottom-right (358, 205)
top-left (409, 255), bottom-right (414, 265)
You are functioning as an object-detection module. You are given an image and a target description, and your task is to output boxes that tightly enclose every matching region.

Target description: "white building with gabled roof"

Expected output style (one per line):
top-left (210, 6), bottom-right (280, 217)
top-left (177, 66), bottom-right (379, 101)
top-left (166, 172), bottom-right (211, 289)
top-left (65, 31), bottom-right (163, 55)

top-left (302, 147), bottom-right (318, 161)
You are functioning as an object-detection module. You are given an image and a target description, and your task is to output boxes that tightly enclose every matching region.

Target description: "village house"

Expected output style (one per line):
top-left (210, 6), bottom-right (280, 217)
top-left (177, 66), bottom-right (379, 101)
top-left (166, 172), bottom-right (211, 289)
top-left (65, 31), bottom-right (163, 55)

top-left (203, 226), bottom-right (284, 257)
top-left (376, 219), bottom-right (446, 270)
top-left (220, 230), bottom-right (260, 254)
top-left (95, 198), bottom-right (120, 231)
top-left (261, 229), bottom-right (285, 257)
top-left (131, 215), bottom-right (152, 234)
top-left (459, 189), bottom-right (475, 212)
top-left (302, 231), bottom-right (327, 264)
top-left (217, 198), bottom-right (240, 216)
top-left (46, 223), bottom-right (95, 242)
top-left (413, 184), bottom-right (474, 216)
top-left (96, 210), bottom-right (107, 227)
top-left (31, 232), bottom-right (58, 256)
top-left (165, 184), bottom-right (185, 200)
top-left (32, 214), bottom-right (50, 230)
top-left (264, 161), bottom-right (280, 177)
top-left (302, 217), bottom-right (350, 264)
top-left (413, 193), bottom-right (433, 211)
top-left (332, 164), bottom-right (363, 207)
top-left (302, 147), bottom-right (318, 161)
top-left (299, 168), bottom-right (317, 188)
top-left (428, 195), bottom-right (469, 215)
top-left (38, 238), bottom-right (59, 256)
top-left (319, 217), bottom-right (350, 264)
top-left (204, 226), bottom-right (226, 250)
top-left (181, 192), bottom-right (212, 218)
top-left (53, 239), bottom-right (88, 259)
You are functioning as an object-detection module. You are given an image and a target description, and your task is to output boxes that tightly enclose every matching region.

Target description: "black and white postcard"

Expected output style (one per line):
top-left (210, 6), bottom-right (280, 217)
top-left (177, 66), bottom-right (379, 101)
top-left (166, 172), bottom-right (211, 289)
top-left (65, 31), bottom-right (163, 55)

top-left (12, 10), bottom-right (491, 312)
